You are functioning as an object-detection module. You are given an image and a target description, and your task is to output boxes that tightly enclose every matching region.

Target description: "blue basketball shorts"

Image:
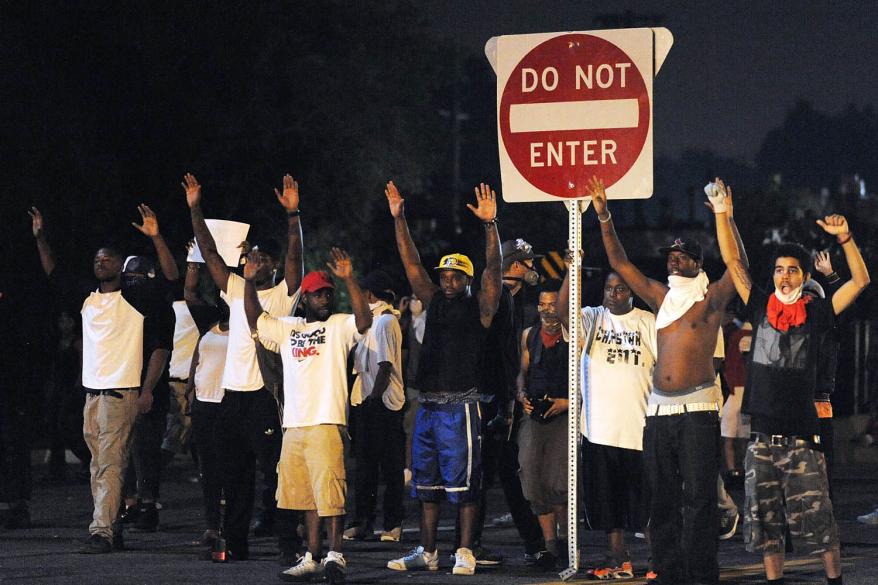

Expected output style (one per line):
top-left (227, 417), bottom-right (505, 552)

top-left (411, 401), bottom-right (482, 504)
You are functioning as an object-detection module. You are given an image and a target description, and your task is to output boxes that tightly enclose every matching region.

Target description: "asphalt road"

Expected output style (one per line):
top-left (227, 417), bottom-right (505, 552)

top-left (3, 455), bottom-right (878, 584)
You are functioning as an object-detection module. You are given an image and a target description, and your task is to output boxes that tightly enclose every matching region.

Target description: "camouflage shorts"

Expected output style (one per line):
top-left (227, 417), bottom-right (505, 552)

top-left (743, 440), bottom-right (839, 554)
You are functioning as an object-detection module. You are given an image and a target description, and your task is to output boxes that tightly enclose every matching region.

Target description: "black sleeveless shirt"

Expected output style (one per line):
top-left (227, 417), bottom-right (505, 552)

top-left (416, 293), bottom-right (487, 394)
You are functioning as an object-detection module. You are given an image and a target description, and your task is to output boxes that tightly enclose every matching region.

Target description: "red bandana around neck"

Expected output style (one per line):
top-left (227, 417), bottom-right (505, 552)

top-left (766, 293), bottom-right (811, 332)
top-left (540, 328), bottom-right (562, 348)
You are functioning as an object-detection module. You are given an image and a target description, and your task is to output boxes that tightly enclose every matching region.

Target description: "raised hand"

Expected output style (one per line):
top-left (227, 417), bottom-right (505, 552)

top-left (466, 183), bottom-right (497, 222)
top-left (242, 252), bottom-right (260, 281)
top-left (28, 206), bottom-right (44, 238)
top-left (132, 204), bottom-right (160, 237)
top-left (326, 247), bottom-right (353, 280)
top-left (704, 177), bottom-right (733, 216)
top-left (586, 176), bottom-right (609, 219)
top-left (816, 214), bottom-right (850, 237)
top-left (182, 173), bottom-right (202, 208)
top-left (385, 181), bottom-right (405, 218)
top-left (814, 250), bottom-right (833, 276)
top-left (275, 174), bottom-right (300, 212)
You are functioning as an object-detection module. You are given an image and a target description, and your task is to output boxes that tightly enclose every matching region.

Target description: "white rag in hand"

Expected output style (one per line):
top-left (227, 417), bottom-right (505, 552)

top-left (704, 182), bottom-right (729, 214)
top-left (656, 271), bottom-right (710, 329)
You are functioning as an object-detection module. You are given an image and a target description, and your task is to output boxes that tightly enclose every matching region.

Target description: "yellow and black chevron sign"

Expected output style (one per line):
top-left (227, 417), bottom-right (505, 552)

top-left (540, 250), bottom-right (567, 279)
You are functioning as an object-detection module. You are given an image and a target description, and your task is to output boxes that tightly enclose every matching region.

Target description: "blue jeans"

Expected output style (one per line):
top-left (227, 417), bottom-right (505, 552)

top-left (644, 411), bottom-right (719, 584)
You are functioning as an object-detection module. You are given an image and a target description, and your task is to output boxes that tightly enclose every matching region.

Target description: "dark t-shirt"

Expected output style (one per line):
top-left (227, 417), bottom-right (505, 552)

top-left (478, 286), bottom-right (517, 403)
top-left (416, 293), bottom-right (488, 394)
top-left (524, 323), bottom-right (569, 400)
top-left (742, 286), bottom-right (835, 436)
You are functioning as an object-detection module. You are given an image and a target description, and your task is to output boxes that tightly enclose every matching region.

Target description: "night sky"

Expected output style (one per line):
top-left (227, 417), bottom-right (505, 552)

top-left (423, 0), bottom-right (878, 161)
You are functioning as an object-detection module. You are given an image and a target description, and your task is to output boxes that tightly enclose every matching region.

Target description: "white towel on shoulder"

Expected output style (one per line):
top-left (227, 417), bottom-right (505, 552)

top-left (656, 270), bottom-right (710, 329)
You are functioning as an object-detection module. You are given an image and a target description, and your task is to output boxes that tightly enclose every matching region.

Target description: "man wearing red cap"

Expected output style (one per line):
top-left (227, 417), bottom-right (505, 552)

top-left (184, 172), bottom-right (303, 562)
top-left (245, 249), bottom-right (372, 584)
top-left (384, 182), bottom-right (502, 576)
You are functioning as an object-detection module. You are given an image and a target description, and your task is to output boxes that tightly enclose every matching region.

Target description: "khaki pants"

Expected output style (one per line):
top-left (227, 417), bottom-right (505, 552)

top-left (83, 390), bottom-right (139, 539)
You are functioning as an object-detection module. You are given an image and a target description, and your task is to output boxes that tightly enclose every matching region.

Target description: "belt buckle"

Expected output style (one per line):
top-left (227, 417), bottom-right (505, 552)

top-left (769, 434), bottom-right (785, 447)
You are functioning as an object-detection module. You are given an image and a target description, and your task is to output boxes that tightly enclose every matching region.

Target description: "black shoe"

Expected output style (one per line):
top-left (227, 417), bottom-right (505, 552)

top-left (112, 523), bottom-right (124, 550)
top-left (80, 534), bottom-right (112, 554)
top-left (132, 503), bottom-right (158, 532)
top-left (534, 550), bottom-right (557, 571)
top-left (119, 503), bottom-right (141, 524)
top-left (226, 539), bottom-right (250, 561)
top-left (253, 516), bottom-right (275, 537)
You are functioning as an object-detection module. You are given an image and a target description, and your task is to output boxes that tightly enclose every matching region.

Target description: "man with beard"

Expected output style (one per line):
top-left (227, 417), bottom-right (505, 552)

top-left (185, 172), bottom-right (303, 561)
top-left (515, 280), bottom-right (573, 571)
top-left (29, 205), bottom-right (175, 554)
top-left (245, 250), bottom-right (372, 584)
top-left (587, 176), bottom-right (745, 585)
top-left (384, 181), bottom-right (502, 576)
top-left (711, 182), bottom-right (869, 585)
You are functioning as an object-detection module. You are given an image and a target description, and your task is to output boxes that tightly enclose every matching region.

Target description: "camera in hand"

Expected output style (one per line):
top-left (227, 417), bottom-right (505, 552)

top-left (529, 394), bottom-right (553, 422)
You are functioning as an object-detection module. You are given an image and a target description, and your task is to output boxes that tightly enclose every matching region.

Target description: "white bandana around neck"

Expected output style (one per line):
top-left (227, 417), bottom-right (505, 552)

top-left (369, 300), bottom-right (400, 318)
top-left (773, 284), bottom-right (803, 305)
top-left (655, 270), bottom-right (710, 329)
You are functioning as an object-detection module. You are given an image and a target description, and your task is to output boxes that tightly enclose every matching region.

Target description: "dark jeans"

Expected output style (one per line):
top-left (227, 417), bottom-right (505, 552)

top-left (644, 411), bottom-right (719, 585)
top-left (191, 399), bottom-right (222, 531)
top-left (215, 389), bottom-right (282, 550)
top-left (351, 399), bottom-right (406, 530)
top-left (125, 407), bottom-right (165, 501)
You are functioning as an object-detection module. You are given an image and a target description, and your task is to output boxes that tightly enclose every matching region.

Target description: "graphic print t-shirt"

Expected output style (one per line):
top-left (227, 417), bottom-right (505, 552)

top-left (742, 286), bottom-right (834, 436)
top-left (578, 306), bottom-right (657, 451)
top-left (257, 312), bottom-right (362, 428)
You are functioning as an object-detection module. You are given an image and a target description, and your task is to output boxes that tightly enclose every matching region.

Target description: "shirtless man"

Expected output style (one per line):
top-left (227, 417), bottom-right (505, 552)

top-left (588, 176), bottom-right (745, 585)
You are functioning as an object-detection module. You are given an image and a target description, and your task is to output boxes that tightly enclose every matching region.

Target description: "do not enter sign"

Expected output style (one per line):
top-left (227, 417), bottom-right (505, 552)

top-left (487, 28), bottom-right (673, 203)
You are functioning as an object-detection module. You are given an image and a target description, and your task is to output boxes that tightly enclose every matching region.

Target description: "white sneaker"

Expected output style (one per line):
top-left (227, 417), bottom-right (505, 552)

top-left (857, 509), bottom-right (878, 525)
top-left (322, 551), bottom-right (346, 584)
top-left (453, 547), bottom-right (476, 576)
top-left (387, 546), bottom-right (439, 571)
top-left (380, 526), bottom-right (402, 542)
top-left (280, 552), bottom-right (324, 582)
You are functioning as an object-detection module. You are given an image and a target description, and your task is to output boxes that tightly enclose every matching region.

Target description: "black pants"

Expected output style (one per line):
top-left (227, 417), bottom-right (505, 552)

top-left (191, 399), bottom-right (222, 531)
top-left (463, 400), bottom-right (544, 555)
top-left (215, 389), bottom-right (282, 550)
top-left (351, 399), bottom-right (406, 530)
top-left (644, 411), bottom-right (720, 585)
top-left (125, 407), bottom-right (165, 501)
top-left (0, 377), bottom-right (31, 503)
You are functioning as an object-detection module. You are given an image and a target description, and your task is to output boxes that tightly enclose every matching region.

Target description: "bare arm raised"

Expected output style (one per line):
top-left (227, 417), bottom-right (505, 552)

top-left (386, 181), bottom-right (439, 305)
top-left (326, 247), bottom-right (373, 334)
top-left (470, 183), bottom-right (502, 328)
top-left (132, 204), bottom-right (179, 281)
top-left (588, 176), bottom-right (667, 311)
top-left (29, 207), bottom-right (56, 276)
top-left (703, 178), bottom-right (747, 307)
top-left (183, 173), bottom-right (230, 292)
top-left (711, 181), bottom-right (753, 304)
top-left (275, 174), bottom-right (303, 294)
top-left (816, 215), bottom-right (870, 315)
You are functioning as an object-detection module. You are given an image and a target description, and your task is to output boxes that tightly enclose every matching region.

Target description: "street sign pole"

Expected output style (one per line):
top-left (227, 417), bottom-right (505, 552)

top-left (560, 199), bottom-right (584, 580)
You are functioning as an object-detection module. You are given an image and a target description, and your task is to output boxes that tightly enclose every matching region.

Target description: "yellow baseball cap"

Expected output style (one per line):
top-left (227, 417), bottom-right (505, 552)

top-left (434, 253), bottom-right (474, 277)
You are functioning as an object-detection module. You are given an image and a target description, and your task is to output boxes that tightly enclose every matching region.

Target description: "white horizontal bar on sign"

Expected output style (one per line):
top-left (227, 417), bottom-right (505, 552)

top-left (509, 99), bottom-right (639, 133)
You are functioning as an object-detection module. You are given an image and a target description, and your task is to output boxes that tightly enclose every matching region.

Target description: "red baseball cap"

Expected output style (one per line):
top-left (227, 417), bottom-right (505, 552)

top-left (301, 271), bottom-right (335, 293)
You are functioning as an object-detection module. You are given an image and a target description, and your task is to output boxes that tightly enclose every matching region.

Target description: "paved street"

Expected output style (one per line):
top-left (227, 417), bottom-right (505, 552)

top-left (3, 454), bottom-right (878, 584)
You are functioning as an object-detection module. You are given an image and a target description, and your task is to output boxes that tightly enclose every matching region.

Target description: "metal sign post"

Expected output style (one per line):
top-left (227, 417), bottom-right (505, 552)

top-left (560, 199), bottom-right (586, 581)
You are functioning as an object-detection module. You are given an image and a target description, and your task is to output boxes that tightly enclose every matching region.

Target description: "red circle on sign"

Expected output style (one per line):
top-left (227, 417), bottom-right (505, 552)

top-left (499, 33), bottom-right (650, 198)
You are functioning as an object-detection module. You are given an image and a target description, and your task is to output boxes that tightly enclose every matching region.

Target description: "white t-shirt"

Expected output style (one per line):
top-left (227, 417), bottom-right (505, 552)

top-left (579, 306), bottom-right (657, 451)
top-left (81, 290), bottom-right (145, 390)
top-left (194, 325), bottom-right (228, 403)
top-left (257, 312), bottom-right (363, 428)
top-left (352, 311), bottom-right (404, 410)
top-left (169, 300), bottom-right (199, 380)
top-left (220, 273), bottom-right (298, 391)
